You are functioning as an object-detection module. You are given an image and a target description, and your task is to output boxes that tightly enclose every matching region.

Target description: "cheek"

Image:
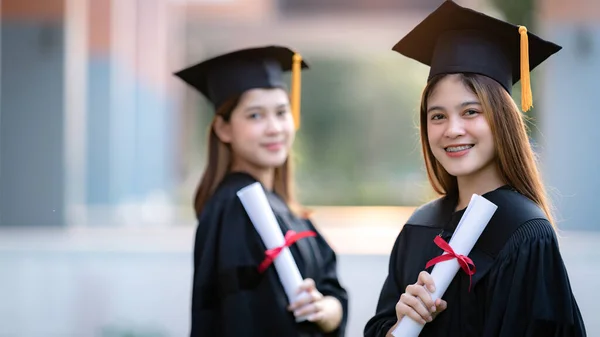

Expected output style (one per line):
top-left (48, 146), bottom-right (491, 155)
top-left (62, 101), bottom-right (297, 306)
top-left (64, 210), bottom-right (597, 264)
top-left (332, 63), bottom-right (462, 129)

top-left (474, 122), bottom-right (494, 144)
top-left (229, 122), bottom-right (260, 146)
top-left (426, 125), bottom-right (442, 147)
top-left (281, 115), bottom-right (295, 131)
top-left (473, 124), bottom-right (495, 157)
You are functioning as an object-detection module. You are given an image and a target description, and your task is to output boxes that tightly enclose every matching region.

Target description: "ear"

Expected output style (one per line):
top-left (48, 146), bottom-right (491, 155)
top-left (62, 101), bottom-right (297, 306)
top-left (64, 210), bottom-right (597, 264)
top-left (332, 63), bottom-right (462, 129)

top-left (213, 115), bottom-right (233, 143)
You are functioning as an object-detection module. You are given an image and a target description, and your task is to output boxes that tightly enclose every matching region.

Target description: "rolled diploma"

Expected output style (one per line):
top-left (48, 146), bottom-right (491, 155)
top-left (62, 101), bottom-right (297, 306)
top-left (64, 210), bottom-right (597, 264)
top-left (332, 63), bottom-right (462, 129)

top-left (237, 182), bottom-right (311, 322)
top-left (392, 194), bottom-right (498, 337)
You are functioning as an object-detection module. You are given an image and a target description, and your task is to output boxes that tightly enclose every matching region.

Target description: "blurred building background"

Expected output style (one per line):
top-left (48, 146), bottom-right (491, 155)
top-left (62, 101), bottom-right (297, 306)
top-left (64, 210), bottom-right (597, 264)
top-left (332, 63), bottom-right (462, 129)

top-left (0, 0), bottom-right (598, 336)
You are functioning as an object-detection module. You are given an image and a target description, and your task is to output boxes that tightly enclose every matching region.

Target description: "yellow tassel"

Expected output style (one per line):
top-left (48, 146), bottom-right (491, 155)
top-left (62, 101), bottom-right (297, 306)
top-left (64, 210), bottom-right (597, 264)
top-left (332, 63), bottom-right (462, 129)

top-left (519, 26), bottom-right (533, 112)
top-left (291, 53), bottom-right (302, 130)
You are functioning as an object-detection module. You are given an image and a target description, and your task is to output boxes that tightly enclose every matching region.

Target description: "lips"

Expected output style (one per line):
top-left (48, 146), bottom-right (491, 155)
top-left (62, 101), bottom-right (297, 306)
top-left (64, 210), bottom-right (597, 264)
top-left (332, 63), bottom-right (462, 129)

top-left (262, 142), bottom-right (284, 151)
top-left (445, 144), bottom-right (474, 152)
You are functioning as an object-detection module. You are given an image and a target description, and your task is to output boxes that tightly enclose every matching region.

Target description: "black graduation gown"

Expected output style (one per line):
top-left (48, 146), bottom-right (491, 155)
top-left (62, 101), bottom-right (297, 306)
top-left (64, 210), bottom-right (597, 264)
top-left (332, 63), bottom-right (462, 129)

top-left (364, 185), bottom-right (586, 337)
top-left (190, 172), bottom-right (348, 337)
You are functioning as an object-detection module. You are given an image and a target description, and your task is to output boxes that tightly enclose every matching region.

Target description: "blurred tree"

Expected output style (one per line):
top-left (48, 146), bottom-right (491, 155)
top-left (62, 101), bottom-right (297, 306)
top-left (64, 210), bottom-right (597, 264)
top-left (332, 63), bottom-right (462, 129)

top-left (489, 0), bottom-right (544, 139)
top-left (291, 53), bottom-right (433, 206)
top-left (490, 0), bottom-right (535, 29)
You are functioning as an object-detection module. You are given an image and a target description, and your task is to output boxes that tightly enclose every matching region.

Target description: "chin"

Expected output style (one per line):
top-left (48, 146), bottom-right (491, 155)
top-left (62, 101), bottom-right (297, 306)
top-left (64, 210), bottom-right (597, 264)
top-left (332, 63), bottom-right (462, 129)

top-left (259, 155), bottom-right (288, 168)
top-left (438, 161), bottom-right (475, 177)
top-left (445, 169), bottom-right (472, 177)
top-left (444, 163), bottom-right (489, 178)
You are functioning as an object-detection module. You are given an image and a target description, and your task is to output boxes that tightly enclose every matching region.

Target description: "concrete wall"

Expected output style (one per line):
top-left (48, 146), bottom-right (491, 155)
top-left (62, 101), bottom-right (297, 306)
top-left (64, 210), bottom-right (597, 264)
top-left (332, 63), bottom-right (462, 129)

top-left (538, 0), bottom-right (600, 231)
top-left (0, 1), bottom-right (66, 227)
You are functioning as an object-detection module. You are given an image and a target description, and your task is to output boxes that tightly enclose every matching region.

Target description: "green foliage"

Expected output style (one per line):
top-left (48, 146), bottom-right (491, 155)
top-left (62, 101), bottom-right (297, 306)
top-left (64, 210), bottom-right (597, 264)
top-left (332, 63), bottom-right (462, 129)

top-left (289, 52), bottom-right (434, 206)
top-left (489, 0), bottom-right (535, 29)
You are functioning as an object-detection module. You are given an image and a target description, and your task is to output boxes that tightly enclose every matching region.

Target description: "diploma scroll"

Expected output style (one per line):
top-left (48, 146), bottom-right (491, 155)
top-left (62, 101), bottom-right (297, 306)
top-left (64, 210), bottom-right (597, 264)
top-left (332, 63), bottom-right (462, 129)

top-left (237, 182), bottom-right (311, 322)
top-left (392, 194), bottom-right (498, 337)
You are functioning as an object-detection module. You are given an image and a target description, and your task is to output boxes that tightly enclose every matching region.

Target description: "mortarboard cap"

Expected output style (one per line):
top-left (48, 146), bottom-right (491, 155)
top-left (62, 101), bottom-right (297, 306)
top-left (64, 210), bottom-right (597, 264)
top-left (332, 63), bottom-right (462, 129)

top-left (392, 1), bottom-right (562, 112)
top-left (174, 45), bottom-right (309, 129)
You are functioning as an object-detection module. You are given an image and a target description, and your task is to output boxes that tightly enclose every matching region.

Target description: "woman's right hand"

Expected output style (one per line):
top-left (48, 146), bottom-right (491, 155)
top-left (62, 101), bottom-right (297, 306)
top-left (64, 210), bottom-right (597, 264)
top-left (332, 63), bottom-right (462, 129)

top-left (395, 271), bottom-right (447, 325)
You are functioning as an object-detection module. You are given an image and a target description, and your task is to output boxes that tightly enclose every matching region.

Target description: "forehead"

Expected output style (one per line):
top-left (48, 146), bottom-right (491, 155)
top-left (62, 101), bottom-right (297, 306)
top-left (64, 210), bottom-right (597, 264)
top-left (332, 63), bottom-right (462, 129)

top-left (238, 88), bottom-right (289, 107)
top-left (427, 74), bottom-right (478, 106)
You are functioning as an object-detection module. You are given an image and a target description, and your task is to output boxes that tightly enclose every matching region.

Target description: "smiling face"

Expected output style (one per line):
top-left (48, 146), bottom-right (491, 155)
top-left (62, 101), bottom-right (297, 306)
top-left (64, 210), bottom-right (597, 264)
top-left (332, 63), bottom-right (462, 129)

top-left (214, 87), bottom-right (295, 173)
top-left (425, 74), bottom-right (496, 179)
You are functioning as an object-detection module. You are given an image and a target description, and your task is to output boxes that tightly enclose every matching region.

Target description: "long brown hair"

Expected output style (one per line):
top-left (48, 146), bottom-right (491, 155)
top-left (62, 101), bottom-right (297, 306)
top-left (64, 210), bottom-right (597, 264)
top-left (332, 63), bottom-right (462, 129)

top-left (419, 73), bottom-right (555, 226)
top-left (193, 95), bottom-right (307, 218)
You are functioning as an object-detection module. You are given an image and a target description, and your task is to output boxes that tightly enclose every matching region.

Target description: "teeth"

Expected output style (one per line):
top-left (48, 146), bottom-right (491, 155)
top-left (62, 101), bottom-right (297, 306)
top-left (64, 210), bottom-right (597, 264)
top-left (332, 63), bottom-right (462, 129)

top-left (446, 145), bottom-right (473, 152)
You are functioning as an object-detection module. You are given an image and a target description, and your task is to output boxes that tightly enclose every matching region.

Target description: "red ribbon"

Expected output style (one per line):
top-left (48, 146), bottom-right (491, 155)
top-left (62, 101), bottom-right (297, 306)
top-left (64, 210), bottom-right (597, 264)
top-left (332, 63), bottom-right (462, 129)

top-left (425, 236), bottom-right (477, 292)
top-left (258, 230), bottom-right (317, 273)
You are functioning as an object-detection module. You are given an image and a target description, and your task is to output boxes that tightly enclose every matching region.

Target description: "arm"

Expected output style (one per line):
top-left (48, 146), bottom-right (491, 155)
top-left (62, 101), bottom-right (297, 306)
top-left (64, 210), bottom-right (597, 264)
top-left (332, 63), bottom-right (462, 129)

top-left (364, 227), bottom-right (446, 337)
top-left (483, 219), bottom-right (587, 337)
top-left (189, 206), bottom-right (223, 337)
top-left (294, 220), bottom-right (349, 336)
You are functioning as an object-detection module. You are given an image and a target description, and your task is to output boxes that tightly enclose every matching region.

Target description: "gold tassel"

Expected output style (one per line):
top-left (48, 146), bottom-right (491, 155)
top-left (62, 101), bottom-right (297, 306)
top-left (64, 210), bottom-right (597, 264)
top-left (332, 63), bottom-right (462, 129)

top-left (519, 26), bottom-right (533, 112)
top-left (291, 53), bottom-right (302, 130)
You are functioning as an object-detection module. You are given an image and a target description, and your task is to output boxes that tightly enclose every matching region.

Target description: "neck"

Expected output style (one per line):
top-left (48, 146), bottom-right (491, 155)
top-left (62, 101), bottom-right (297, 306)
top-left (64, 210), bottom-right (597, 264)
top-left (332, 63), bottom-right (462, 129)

top-left (455, 163), bottom-right (505, 211)
top-left (230, 161), bottom-right (275, 190)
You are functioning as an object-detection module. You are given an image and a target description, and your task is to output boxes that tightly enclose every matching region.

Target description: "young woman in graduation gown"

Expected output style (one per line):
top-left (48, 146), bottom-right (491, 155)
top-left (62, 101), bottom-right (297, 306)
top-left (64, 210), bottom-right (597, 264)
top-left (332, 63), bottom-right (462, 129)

top-left (364, 2), bottom-right (586, 337)
top-left (174, 46), bottom-right (348, 337)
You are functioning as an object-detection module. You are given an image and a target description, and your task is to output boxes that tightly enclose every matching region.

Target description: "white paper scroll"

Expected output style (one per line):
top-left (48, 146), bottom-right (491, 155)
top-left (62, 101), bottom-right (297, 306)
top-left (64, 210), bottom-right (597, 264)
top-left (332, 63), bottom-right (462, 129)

top-left (392, 194), bottom-right (498, 337)
top-left (237, 182), bottom-right (311, 322)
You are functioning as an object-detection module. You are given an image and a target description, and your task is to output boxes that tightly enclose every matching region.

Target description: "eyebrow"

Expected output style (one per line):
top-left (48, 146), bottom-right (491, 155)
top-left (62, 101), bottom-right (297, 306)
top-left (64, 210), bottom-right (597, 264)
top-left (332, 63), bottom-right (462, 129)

top-left (427, 101), bottom-right (481, 113)
top-left (244, 103), bottom-right (289, 112)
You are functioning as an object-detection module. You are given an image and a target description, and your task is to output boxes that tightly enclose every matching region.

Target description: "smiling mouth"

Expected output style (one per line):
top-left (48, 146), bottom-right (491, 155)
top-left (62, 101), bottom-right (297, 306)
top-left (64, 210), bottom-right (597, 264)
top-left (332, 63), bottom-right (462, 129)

top-left (445, 144), bottom-right (474, 152)
top-left (263, 142), bottom-right (284, 150)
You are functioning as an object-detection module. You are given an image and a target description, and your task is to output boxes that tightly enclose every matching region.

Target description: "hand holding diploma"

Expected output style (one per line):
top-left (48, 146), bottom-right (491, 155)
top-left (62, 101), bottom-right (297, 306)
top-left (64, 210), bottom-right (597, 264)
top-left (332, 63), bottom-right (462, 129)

top-left (393, 271), bottom-right (448, 326)
top-left (287, 278), bottom-right (344, 332)
top-left (391, 194), bottom-right (498, 337)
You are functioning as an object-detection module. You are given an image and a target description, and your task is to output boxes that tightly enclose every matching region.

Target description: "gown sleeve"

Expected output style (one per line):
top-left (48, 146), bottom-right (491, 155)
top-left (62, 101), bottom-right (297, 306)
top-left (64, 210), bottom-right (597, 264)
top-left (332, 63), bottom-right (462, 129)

top-left (305, 219), bottom-right (350, 336)
top-left (363, 230), bottom-right (407, 337)
top-left (189, 195), bottom-right (226, 337)
top-left (482, 219), bottom-right (587, 337)
top-left (189, 194), bottom-right (266, 337)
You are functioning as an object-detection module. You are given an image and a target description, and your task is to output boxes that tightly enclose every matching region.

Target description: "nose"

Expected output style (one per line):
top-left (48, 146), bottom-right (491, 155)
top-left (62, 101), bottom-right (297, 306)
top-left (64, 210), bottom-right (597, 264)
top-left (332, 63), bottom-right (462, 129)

top-left (444, 115), bottom-right (466, 138)
top-left (265, 114), bottom-right (284, 134)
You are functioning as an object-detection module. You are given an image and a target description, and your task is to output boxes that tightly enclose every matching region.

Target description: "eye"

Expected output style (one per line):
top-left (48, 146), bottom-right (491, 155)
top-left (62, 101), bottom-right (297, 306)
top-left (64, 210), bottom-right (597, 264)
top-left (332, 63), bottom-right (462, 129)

top-left (430, 113), bottom-right (445, 121)
top-left (464, 109), bottom-right (480, 116)
top-left (248, 112), bottom-right (261, 120)
top-left (276, 109), bottom-right (288, 116)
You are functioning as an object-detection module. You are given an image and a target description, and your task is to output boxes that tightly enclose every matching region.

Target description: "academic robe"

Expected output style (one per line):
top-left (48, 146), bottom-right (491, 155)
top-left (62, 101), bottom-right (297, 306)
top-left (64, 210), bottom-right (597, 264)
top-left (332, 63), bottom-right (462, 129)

top-left (190, 172), bottom-right (348, 337)
top-left (364, 185), bottom-right (586, 337)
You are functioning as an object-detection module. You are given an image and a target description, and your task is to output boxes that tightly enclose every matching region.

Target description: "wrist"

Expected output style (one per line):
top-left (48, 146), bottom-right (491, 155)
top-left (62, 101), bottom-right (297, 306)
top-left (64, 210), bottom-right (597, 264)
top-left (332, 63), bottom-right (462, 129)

top-left (386, 320), bottom-right (400, 337)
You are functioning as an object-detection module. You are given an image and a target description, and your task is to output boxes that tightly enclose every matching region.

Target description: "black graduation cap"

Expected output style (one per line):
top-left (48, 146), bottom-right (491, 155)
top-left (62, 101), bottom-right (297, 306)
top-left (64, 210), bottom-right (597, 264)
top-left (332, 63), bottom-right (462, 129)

top-left (392, 1), bottom-right (562, 111)
top-left (174, 45), bottom-right (309, 128)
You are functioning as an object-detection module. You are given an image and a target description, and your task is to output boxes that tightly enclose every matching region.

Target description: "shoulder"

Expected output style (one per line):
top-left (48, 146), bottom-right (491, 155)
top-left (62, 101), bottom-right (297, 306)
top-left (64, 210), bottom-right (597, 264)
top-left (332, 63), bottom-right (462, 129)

top-left (405, 195), bottom-right (454, 227)
top-left (198, 172), bottom-right (258, 220)
top-left (503, 218), bottom-right (558, 252)
top-left (408, 197), bottom-right (444, 220)
top-left (475, 187), bottom-right (550, 257)
top-left (214, 172), bottom-right (258, 201)
top-left (485, 187), bottom-right (547, 224)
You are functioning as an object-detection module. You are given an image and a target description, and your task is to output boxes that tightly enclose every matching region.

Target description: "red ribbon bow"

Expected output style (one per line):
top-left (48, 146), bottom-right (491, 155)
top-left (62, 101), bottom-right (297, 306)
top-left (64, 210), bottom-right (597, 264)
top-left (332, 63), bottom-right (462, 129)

top-left (425, 236), bottom-right (477, 292)
top-left (258, 230), bottom-right (316, 273)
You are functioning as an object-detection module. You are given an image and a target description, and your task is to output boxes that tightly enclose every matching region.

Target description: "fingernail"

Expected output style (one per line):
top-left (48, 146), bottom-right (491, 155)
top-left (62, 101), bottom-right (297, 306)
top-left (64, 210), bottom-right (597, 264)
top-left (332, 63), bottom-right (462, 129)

top-left (427, 316), bottom-right (432, 322)
top-left (428, 285), bottom-right (435, 292)
top-left (431, 306), bottom-right (436, 312)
